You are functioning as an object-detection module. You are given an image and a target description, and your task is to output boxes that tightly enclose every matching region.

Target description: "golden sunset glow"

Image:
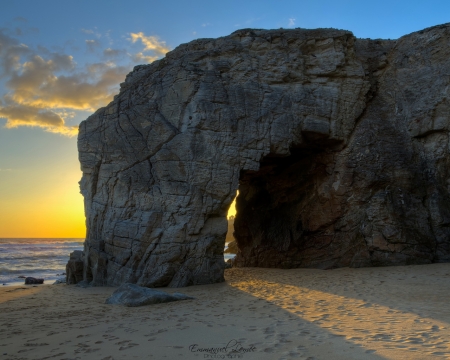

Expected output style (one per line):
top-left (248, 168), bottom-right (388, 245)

top-left (0, 167), bottom-right (85, 238)
top-left (227, 191), bottom-right (238, 218)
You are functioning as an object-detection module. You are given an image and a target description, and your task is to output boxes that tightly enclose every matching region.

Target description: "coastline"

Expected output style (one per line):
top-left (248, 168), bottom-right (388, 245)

top-left (1, 263), bottom-right (450, 359)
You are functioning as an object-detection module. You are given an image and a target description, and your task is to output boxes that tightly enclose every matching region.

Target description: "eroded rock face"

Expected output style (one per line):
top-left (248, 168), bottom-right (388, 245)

top-left (77, 24), bottom-right (450, 287)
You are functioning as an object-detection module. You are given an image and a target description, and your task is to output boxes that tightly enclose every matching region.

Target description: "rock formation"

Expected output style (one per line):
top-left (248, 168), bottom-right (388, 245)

top-left (66, 250), bottom-right (84, 284)
top-left (225, 240), bottom-right (238, 254)
top-left (24, 277), bottom-right (44, 285)
top-left (76, 24), bottom-right (450, 287)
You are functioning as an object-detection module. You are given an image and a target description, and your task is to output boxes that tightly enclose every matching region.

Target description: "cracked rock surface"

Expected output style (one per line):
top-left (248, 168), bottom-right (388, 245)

top-left (77, 24), bottom-right (450, 287)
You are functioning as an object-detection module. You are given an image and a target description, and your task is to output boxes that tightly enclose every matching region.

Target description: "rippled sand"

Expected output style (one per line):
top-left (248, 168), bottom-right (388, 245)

top-left (1, 263), bottom-right (450, 359)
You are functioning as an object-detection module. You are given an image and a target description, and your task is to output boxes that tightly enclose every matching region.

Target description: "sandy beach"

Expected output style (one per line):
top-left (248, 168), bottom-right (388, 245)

top-left (1, 264), bottom-right (450, 360)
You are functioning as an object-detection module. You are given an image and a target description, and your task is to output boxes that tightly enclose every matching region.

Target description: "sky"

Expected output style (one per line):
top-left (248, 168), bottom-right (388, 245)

top-left (0, 0), bottom-right (448, 238)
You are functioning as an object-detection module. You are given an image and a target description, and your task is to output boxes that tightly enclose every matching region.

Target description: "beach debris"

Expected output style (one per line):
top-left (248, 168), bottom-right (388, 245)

top-left (105, 283), bottom-right (194, 307)
top-left (66, 250), bottom-right (84, 285)
top-left (17, 276), bottom-right (26, 279)
top-left (25, 277), bottom-right (44, 285)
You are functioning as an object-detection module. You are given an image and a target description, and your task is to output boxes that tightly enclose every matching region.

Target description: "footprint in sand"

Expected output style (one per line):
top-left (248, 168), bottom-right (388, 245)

top-left (115, 339), bottom-right (139, 350)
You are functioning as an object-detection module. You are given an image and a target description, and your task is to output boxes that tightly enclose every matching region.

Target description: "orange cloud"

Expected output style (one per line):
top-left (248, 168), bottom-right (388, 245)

top-left (129, 32), bottom-right (170, 56)
top-left (0, 98), bottom-right (78, 136)
top-left (131, 52), bottom-right (159, 64)
top-left (7, 63), bottom-right (129, 111)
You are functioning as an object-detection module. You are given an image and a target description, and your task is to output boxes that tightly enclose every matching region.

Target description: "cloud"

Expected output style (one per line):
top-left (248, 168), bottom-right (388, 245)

top-left (0, 168), bottom-right (12, 172)
top-left (127, 32), bottom-right (170, 65)
top-left (0, 98), bottom-right (78, 136)
top-left (103, 48), bottom-right (127, 60)
top-left (128, 32), bottom-right (169, 56)
top-left (288, 18), bottom-right (296, 27)
top-left (0, 30), bottom-right (31, 77)
top-left (81, 28), bottom-right (102, 38)
top-left (1, 99), bottom-right (64, 127)
top-left (0, 29), bottom-right (169, 136)
top-left (6, 56), bottom-right (129, 111)
top-left (0, 30), bottom-right (124, 136)
top-left (85, 39), bottom-right (101, 52)
top-left (131, 52), bottom-right (159, 64)
top-left (13, 26), bottom-right (39, 36)
top-left (7, 54), bottom-right (76, 93)
top-left (0, 92), bottom-right (80, 136)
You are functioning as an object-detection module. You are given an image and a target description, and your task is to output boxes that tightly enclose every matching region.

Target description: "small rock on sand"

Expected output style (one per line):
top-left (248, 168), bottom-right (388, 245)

top-left (105, 283), bottom-right (194, 307)
top-left (25, 277), bottom-right (44, 285)
top-left (53, 277), bottom-right (66, 285)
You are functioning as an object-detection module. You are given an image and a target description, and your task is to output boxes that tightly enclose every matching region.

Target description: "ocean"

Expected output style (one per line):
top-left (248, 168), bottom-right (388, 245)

top-left (0, 238), bottom-right (236, 286)
top-left (0, 238), bottom-right (84, 286)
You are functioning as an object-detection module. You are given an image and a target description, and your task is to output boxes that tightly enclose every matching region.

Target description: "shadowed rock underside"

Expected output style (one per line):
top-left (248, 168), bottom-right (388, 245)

top-left (76, 24), bottom-right (450, 287)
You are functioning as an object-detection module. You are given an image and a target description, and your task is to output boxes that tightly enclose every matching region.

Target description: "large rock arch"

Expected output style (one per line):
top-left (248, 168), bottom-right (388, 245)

top-left (77, 24), bottom-right (450, 287)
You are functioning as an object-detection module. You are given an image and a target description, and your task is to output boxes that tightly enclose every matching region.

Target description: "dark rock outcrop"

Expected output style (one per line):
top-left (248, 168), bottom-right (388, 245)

top-left (66, 251), bottom-right (84, 284)
top-left (25, 277), bottom-right (44, 285)
top-left (76, 24), bottom-right (450, 287)
top-left (105, 283), bottom-right (193, 306)
top-left (225, 241), bottom-right (238, 254)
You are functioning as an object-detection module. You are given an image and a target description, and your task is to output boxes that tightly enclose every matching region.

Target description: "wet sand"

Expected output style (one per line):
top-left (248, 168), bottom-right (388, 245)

top-left (1, 263), bottom-right (450, 359)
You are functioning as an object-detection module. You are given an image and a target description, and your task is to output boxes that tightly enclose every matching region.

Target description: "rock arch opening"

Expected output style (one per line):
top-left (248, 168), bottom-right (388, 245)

top-left (232, 145), bottom-right (344, 269)
top-left (224, 194), bottom-right (238, 264)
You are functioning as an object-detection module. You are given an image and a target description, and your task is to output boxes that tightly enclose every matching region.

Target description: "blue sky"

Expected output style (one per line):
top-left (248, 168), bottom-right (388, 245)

top-left (0, 0), bottom-right (448, 237)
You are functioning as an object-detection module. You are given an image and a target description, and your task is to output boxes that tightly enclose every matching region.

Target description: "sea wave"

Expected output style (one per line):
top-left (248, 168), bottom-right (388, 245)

top-left (0, 267), bottom-right (65, 275)
top-left (0, 238), bottom-right (83, 284)
top-left (0, 253), bottom-right (73, 261)
top-left (0, 238), bottom-right (84, 245)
